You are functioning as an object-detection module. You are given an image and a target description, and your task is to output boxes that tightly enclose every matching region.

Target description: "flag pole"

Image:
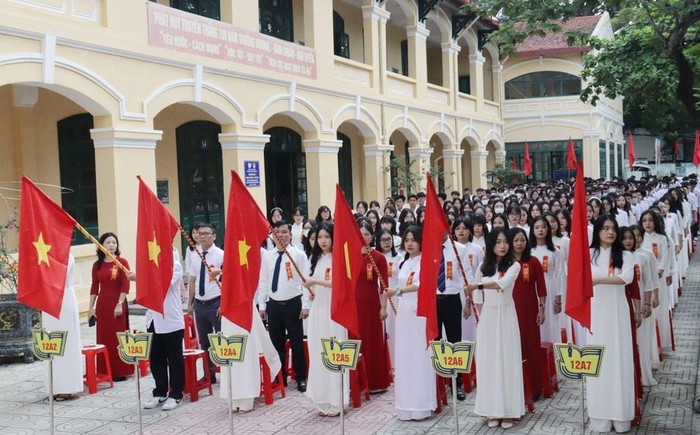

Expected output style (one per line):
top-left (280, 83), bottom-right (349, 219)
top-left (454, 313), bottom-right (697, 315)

top-left (74, 221), bottom-right (130, 275)
top-left (268, 228), bottom-right (315, 299)
top-left (177, 224), bottom-right (222, 291)
top-left (49, 359), bottom-right (55, 435)
top-left (0, 255), bottom-right (18, 274)
top-left (446, 238), bottom-right (479, 323)
top-left (363, 249), bottom-right (397, 315)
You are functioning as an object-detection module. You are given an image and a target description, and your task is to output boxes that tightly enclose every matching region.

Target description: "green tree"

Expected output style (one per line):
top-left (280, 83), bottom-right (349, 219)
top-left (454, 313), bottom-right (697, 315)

top-left (485, 164), bottom-right (525, 189)
top-left (469, 0), bottom-right (700, 127)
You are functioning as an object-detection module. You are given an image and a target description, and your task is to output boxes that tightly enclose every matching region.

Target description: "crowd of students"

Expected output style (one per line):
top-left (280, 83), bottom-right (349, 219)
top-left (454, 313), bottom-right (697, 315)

top-left (44, 173), bottom-right (696, 431)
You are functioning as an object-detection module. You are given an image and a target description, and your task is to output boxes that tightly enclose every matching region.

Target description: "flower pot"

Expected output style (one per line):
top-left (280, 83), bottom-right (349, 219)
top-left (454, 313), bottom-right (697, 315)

top-left (0, 294), bottom-right (41, 363)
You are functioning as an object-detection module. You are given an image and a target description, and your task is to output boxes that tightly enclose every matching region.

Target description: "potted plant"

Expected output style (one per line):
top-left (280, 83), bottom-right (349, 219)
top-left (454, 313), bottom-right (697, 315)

top-left (0, 211), bottom-right (39, 363)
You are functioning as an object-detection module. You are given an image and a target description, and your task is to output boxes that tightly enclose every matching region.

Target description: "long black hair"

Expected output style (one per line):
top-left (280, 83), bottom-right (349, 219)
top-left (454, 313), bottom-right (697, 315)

top-left (509, 227), bottom-right (531, 262)
top-left (590, 215), bottom-right (624, 269)
top-left (315, 205), bottom-right (332, 223)
top-left (639, 209), bottom-right (666, 236)
top-left (97, 232), bottom-right (120, 265)
top-left (375, 228), bottom-right (397, 257)
top-left (380, 215), bottom-right (398, 235)
top-left (310, 221), bottom-right (333, 276)
top-left (529, 216), bottom-right (556, 251)
top-left (619, 226), bottom-right (636, 253)
top-left (399, 225), bottom-right (422, 269)
top-left (543, 212), bottom-right (563, 238)
top-left (480, 227), bottom-right (514, 277)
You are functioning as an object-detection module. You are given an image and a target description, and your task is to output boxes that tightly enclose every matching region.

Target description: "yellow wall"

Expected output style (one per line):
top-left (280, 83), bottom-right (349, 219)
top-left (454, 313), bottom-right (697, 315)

top-left (426, 46), bottom-right (443, 86)
top-left (386, 22), bottom-right (406, 75)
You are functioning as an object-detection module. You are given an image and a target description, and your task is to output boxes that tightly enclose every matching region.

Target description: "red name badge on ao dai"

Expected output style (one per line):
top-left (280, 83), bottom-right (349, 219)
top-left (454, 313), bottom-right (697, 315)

top-left (110, 265), bottom-right (118, 281)
top-left (285, 262), bottom-right (293, 280)
top-left (446, 261), bottom-right (453, 280)
top-left (522, 263), bottom-right (530, 282)
top-left (542, 256), bottom-right (549, 273)
top-left (388, 262), bottom-right (393, 278)
top-left (608, 259), bottom-right (614, 276)
top-left (468, 254), bottom-right (474, 267)
top-left (406, 271), bottom-right (415, 286)
top-left (325, 268), bottom-right (331, 281)
top-left (652, 243), bottom-right (659, 259)
top-left (498, 271), bottom-right (505, 279)
top-left (366, 263), bottom-right (373, 280)
top-left (634, 265), bottom-right (640, 281)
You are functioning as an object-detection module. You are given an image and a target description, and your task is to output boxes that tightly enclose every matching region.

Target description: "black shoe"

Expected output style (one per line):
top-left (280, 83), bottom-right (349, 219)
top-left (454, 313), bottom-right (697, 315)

top-left (297, 379), bottom-right (307, 392)
top-left (114, 376), bottom-right (127, 382)
top-left (211, 375), bottom-right (217, 384)
top-left (456, 387), bottom-right (466, 401)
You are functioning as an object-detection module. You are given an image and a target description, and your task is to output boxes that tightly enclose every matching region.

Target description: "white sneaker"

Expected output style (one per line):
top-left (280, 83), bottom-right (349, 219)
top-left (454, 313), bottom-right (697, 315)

top-left (161, 397), bottom-right (181, 411)
top-left (144, 396), bottom-right (167, 409)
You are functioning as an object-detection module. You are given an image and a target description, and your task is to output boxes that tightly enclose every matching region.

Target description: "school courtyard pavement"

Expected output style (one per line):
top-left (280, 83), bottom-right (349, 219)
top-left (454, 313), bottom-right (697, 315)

top-left (1, 258), bottom-right (700, 434)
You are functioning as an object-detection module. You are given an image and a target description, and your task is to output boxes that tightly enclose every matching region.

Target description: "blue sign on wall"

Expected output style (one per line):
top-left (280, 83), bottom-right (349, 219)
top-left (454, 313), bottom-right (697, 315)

top-left (244, 161), bottom-right (260, 187)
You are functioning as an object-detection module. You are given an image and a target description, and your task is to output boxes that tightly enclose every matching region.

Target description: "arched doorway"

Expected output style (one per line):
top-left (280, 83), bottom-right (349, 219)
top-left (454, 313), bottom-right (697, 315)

top-left (176, 120), bottom-right (225, 246)
top-left (337, 132), bottom-right (353, 204)
top-left (58, 113), bottom-right (98, 245)
top-left (264, 127), bottom-right (307, 217)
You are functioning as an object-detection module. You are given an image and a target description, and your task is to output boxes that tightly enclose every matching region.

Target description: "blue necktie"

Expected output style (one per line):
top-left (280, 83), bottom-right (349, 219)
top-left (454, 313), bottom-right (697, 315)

top-left (437, 251), bottom-right (446, 293)
top-left (271, 251), bottom-right (284, 293)
top-left (198, 251), bottom-right (208, 297)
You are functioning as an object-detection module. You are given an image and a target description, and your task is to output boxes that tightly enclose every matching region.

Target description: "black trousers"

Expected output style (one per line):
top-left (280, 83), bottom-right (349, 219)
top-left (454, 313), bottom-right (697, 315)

top-left (267, 296), bottom-right (306, 382)
top-left (437, 293), bottom-right (463, 343)
top-left (147, 325), bottom-right (185, 400)
top-left (194, 298), bottom-right (221, 378)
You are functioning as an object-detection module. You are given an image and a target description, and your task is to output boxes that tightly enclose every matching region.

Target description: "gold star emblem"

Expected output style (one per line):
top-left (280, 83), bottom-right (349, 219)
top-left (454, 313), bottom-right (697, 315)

top-left (239, 239), bottom-right (251, 267)
top-left (148, 232), bottom-right (161, 267)
top-left (33, 232), bottom-right (51, 266)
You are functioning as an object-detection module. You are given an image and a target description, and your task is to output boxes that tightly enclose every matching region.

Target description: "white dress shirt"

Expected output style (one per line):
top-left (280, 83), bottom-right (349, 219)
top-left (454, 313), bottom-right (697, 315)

top-left (146, 248), bottom-right (185, 334)
top-left (257, 245), bottom-right (311, 310)
top-left (187, 244), bottom-right (224, 301)
top-left (437, 241), bottom-right (469, 295)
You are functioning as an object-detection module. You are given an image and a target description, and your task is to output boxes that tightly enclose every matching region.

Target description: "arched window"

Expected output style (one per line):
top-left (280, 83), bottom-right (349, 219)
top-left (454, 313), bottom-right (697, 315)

top-left (505, 71), bottom-right (581, 99)
top-left (170, 0), bottom-right (220, 20)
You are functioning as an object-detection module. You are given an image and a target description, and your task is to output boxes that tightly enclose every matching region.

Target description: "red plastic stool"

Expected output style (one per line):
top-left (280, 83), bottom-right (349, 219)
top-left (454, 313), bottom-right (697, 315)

top-left (434, 375), bottom-right (449, 414)
top-left (540, 342), bottom-right (559, 398)
top-left (350, 354), bottom-right (370, 408)
top-left (82, 344), bottom-right (114, 394)
top-left (461, 362), bottom-right (477, 394)
top-left (561, 328), bottom-right (568, 344)
top-left (184, 314), bottom-right (199, 350)
top-left (522, 359), bottom-right (535, 413)
top-left (284, 338), bottom-right (310, 379)
top-left (260, 355), bottom-right (286, 405)
top-left (183, 349), bottom-right (212, 402)
top-left (138, 359), bottom-right (150, 377)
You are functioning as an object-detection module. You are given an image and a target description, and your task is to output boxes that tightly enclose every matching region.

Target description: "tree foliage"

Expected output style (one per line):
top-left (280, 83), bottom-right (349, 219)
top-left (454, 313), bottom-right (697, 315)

top-left (469, 0), bottom-right (700, 130)
top-left (485, 164), bottom-right (525, 189)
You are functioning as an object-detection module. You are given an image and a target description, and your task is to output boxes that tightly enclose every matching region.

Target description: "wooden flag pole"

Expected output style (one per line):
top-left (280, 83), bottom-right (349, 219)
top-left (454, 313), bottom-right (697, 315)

top-left (0, 255), bottom-right (18, 274)
top-left (177, 225), bottom-right (222, 291)
top-left (74, 222), bottom-right (130, 275)
top-left (446, 237), bottom-right (479, 323)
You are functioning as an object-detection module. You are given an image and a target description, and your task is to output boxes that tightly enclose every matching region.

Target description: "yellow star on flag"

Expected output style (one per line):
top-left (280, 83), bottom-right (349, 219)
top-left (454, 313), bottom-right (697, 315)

top-left (33, 232), bottom-right (51, 266)
top-left (148, 232), bottom-right (161, 267)
top-left (239, 239), bottom-right (251, 267)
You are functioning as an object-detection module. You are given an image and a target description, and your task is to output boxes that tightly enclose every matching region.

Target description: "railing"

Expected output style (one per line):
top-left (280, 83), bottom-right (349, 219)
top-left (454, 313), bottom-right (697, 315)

top-left (386, 71), bottom-right (416, 98)
top-left (11, 0), bottom-right (104, 23)
top-left (484, 100), bottom-right (500, 117)
top-left (426, 83), bottom-right (450, 106)
top-left (457, 92), bottom-right (477, 112)
top-left (333, 56), bottom-right (373, 88)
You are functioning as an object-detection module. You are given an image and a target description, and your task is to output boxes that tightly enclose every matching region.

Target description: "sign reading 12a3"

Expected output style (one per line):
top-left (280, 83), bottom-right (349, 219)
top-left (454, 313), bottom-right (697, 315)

top-left (555, 343), bottom-right (605, 381)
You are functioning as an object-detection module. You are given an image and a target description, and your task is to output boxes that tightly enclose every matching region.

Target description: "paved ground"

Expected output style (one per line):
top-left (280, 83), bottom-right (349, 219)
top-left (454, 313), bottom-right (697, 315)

top-left (1, 257), bottom-right (699, 434)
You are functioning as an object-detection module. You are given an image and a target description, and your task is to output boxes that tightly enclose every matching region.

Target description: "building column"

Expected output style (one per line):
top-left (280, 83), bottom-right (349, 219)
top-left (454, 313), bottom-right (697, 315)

top-left (494, 150), bottom-right (506, 167)
top-left (407, 23), bottom-right (430, 99)
top-left (582, 133), bottom-right (600, 179)
top-left (304, 139), bottom-right (342, 212)
top-left (470, 150), bottom-right (488, 189)
top-left (469, 54), bottom-right (485, 111)
top-left (219, 132), bottom-right (270, 213)
top-left (90, 127), bottom-right (162, 269)
top-left (441, 42), bottom-right (460, 110)
top-left (492, 63), bottom-right (503, 114)
top-left (363, 143), bottom-right (393, 202)
top-left (407, 144), bottom-right (432, 193)
top-left (613, 142), bottom-right (619, 178)
top-left (362, 2), bottom-right (390, 91)
top-left (224, 0), bottom-right (259, 28)
top-left (304, 0), bottom-right (335, 80)
top-left (442, 148), bottom-right (464, 193)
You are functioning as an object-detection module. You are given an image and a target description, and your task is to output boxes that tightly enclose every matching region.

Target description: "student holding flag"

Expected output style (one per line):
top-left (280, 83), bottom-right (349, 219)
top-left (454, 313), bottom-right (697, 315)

top-left (385, 225), bottom-right (436, 421)
top-left (303, 221), bottom-right (349, 416)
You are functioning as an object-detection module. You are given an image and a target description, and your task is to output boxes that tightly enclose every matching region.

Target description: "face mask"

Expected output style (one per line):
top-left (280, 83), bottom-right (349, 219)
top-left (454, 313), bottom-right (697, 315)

top-left (481, 199), bottom-right (488, 205)
top-left (516, 193), bottom-right (523, 199)
top-left (494, 207), bottom-right (505, 214)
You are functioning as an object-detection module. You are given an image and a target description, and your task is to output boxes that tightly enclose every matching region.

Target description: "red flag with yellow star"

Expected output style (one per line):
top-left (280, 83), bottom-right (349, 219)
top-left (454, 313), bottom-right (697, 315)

top-left (18, 176), bottom-right (76, 318)
top-left (135, 176), bottom-right (179, 315)
top-left (220, 170), bottom-right (269, 331)
top-left (331, 184), bottom-right (364, 337)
